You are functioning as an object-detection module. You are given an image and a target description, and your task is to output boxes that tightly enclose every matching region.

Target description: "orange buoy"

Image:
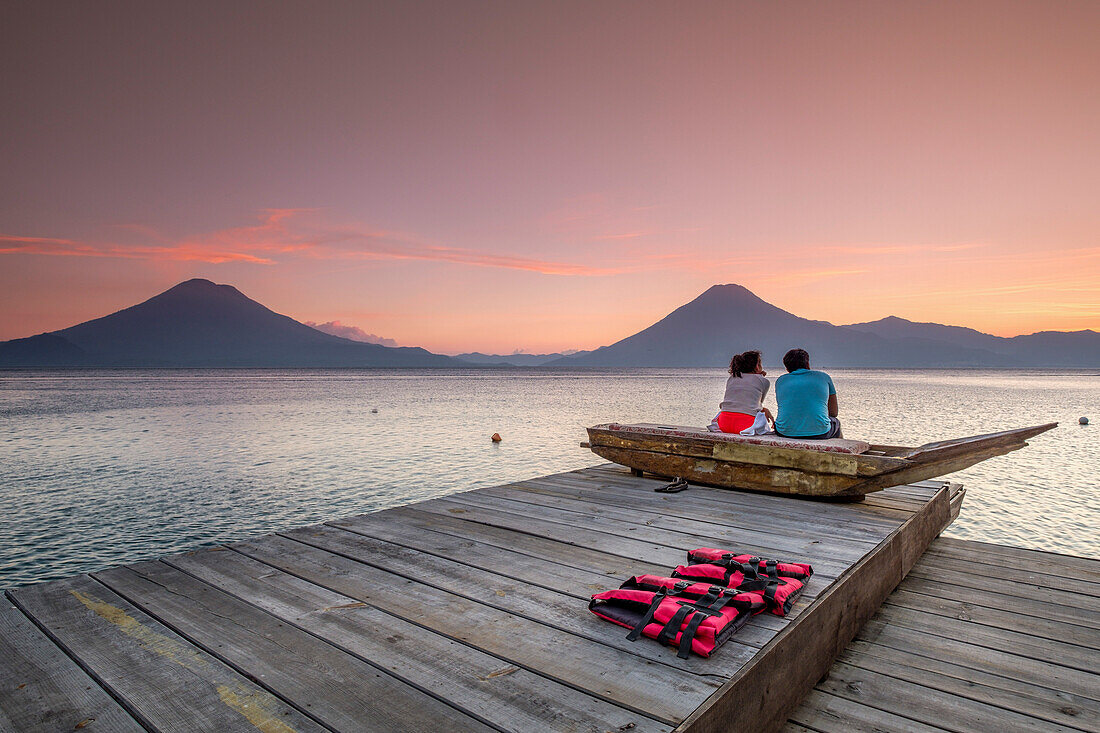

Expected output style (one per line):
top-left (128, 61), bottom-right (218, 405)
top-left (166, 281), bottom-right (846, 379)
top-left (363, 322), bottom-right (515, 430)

top-left (491, 433), bottom-right (502, 442)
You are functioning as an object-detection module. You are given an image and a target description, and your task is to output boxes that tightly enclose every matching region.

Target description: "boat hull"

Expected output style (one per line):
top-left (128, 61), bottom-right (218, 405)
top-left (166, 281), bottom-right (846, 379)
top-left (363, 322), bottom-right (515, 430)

top-left (585, 422), bottom-right (1056, 498)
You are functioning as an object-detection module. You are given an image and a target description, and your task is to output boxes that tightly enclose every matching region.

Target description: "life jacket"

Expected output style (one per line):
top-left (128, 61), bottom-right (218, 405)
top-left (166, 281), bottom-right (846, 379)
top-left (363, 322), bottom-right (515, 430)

top-left (672, 548), bottom-right (813, 617)
top-left (589, 577), bottom-right (765, 658)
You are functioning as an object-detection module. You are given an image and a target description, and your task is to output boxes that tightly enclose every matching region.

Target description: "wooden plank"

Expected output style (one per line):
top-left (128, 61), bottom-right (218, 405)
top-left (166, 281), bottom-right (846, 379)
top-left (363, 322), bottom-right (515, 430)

top-left (329, 510), bottom-right (791, 635)
top-left (283, 522), bottom-right (770, 673)
top-left (674, 486), bottom-right (952, 733)
top-left (94, 561), bottom-right (492, 732)
top-left (898, 423), bottom-right (1056, 461)
top-left (429, 494), bottom-right (859, 573)
top-left (874, 601), bottom-right (1097, 673)
top-left (837, 638), bottom-right (1100, 731)
top-left (910, 551), bottom-right (1100, 597)
top-left (588, 428), bottom-right (906, 476)
top-left (359, 505), bottom-right (676, 578)
top-left (815, 660), bottom-right (1082, 733)
top-left (456, 488), bottom-right (879, 563)
top-left (885, 588), bottom-right (1100, 650)
top-left (231, 533), bottom-right (721, 724)
top-left (898, 575), bottom-right (1097, 629)
top-left (8, 574), bottom-right (327, 733)
top-left (519, 472), bottom-right (906, 533)
top-left (480, 481), bottom-right (897, 546)
top-left (165, 548), bottom-right (670, 733)
top-left (904, 564), bottom-right (1100, 614)
top-left (856, 617), bottom-right (1100, 703)
top-left (787, 689), bottom-right (949, 733)
top-left (578, 465), bottom-right (919, 521)
top-left (926, 539), bottom-right (1100, 583)
top-left (588, 444), bottom-right (864, 496)
top-left (408, 498), bottom-right (855, 579)
top-left (0, 601), bottom-right (144, 733)
top-left (517, 469), bottom-right (906, 524)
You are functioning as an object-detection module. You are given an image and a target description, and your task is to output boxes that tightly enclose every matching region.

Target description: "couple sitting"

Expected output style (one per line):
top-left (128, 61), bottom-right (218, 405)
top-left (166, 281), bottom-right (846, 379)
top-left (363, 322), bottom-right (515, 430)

top-left (716, 348), bottom-right (842, 440)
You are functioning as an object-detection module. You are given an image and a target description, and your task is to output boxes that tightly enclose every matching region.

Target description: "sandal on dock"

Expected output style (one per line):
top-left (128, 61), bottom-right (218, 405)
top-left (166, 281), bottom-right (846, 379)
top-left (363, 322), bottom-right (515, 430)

top-left (655, 477), bottom-right (689, 493)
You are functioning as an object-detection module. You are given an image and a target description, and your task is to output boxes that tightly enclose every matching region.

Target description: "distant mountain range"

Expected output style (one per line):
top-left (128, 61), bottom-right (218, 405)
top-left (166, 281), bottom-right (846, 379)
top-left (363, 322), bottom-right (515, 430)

top-left (549, 284), bottom-right (1099, 368)
top-left (0, 279), bottom-right (458, 367)
top-left (1, 280), bottom-right (1095, 368)
top-left (455, 352), bottom-right (582, 366)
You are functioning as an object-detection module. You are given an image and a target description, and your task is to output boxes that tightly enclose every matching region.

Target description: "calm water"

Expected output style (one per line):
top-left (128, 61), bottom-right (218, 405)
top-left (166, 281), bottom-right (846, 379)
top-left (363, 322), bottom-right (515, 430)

top-left (1, 368), bottom-right (1097, 588)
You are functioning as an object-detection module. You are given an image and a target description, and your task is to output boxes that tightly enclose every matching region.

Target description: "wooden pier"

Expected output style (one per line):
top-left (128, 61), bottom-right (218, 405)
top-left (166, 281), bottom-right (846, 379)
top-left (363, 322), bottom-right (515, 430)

top-left (787, 536), bottom-right (1100, 733)
top-left (2, 464), bottom-right (1089, 732)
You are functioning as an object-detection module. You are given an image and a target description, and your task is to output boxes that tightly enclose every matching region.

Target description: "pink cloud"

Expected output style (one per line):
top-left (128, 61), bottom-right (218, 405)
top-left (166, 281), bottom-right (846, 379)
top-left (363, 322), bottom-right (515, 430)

top-left (304, 320), bottom-right (398, 346)
top-left (0, 209), bottom-right (619, 275)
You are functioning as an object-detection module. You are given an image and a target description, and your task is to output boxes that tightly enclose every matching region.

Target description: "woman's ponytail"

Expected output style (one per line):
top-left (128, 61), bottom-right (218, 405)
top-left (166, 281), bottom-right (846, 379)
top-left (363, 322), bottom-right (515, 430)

top-left (729, 350), bottom-right (761, 377)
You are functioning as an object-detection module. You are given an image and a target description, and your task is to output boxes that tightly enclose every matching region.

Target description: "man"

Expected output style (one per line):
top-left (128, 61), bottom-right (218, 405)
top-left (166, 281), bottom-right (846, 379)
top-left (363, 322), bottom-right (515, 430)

top-left (774, 348), bottom-right (842, 439)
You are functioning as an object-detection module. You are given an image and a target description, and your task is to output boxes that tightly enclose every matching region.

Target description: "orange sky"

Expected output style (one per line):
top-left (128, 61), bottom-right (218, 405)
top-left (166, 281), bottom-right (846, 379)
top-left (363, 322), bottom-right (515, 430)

top-left (1, 1), bottom-right (1097, 354)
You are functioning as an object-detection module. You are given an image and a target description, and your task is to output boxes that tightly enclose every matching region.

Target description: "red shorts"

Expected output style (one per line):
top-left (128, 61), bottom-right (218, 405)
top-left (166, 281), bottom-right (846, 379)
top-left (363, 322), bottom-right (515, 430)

top-left (717, 411), bottom-right (755, 434)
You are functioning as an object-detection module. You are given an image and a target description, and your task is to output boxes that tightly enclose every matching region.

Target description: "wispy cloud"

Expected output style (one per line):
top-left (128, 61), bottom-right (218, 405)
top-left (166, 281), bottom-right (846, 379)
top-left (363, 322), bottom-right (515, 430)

top-left (821, 242), bottom-right (989, 255)
top-left (304, 320), bottom-right (399, 347)
top-left (590, 231), bottom-right (649, 241)
top-left (0, 209), bottom-right (619, 275)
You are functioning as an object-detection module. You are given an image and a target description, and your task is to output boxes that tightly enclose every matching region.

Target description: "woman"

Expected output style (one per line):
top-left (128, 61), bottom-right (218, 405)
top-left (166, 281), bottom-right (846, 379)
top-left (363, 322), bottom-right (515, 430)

top-left (716, 350), bottom-right (774, 433)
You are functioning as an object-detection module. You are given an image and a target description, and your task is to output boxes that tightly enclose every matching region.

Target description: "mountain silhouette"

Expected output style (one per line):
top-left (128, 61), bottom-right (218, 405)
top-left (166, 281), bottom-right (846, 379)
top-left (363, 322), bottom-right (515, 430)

top-left (0, 279), bottom-right (457, 367)
top-left (552, 284), bottom-right (1098, 368)
top-left (845, 316), bottom-right (1100, 367)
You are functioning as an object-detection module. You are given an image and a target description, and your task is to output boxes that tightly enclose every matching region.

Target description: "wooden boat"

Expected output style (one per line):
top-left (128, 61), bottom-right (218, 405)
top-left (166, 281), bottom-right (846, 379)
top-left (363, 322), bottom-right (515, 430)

top-left (583, 422), bottom-right (1057, 498)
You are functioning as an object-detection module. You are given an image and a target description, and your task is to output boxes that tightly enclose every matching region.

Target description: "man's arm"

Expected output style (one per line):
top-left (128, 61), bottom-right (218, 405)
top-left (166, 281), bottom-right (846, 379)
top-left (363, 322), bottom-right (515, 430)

top-left (827, 393), bottom-right (838, 418)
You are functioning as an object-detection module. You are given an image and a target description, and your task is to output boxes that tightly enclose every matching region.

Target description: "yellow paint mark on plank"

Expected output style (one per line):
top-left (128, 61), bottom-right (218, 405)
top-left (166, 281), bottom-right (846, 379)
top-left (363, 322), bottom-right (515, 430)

top-left (70, 590), bottom-right (296, 733)
top-left (218, 685), bottom-right (298, 733)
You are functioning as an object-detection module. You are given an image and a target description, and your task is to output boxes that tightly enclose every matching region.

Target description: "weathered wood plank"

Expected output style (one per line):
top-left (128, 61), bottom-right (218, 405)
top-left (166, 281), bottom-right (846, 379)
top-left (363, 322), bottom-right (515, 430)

top-left (856, 618), bottom-right (1100, 703)
top-left (910, 551), bottom-right (1100, 598)
top-left (361, 505), bottom-right (675, 578)
top-left (329, 510), bottom-right (791, 635)
top-left (165, 548), bottom-right (670, 733)
top-left (569, 466), bottom-right (915, 521)
top-left (283, 522), bottom-right (769, 673)
top-left (9, 575), bottom-right (327, 733)
top-left (815, 661), bottom-right (1082, 733)
top-left (588, 428), bottom-right (907, 476)
top-left (904, 564), bottom-right (1100, 614)
top-left (428, 494), bottom-right (859, 572)
top-left (837, 638), bottom-right (1100, 730)
top-left (675, 487), bottom-right (952, 733)
top-left (477, 482), bottom-right (893, 549)
top-left (886, 588), bottom-right (1100, 650)
top-left (231, 533), bottom-right (720, 724)
top-left (925, 539), bottom-right (1100, 584)
top-left (898, 575), bottom-right (1096, 629)
top-left (95, 561), bottom-right (492, 732)
top-left (452, 489), bottom-right (874, 565)
top-left (787, 689), bottom-right (948, 733)
top-left (588, 444), bottom-right (866, 495)
top-left (874, 601), bottom-right (1097, 673)
top-left (505, 475), bottom-right (902, 538)
top-left (0, 601), bottom-right (144, 733)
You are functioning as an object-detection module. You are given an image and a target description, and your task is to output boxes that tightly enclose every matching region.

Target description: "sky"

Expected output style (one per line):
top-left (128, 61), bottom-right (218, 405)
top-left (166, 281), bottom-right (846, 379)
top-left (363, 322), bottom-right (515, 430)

top-left (1, 1), bottom-right (1098, 354)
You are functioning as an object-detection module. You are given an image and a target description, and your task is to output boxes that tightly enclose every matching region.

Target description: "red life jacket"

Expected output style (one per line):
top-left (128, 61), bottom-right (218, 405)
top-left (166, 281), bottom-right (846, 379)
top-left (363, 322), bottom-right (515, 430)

top-left (673, 548), bottom-right (813, 617)
top-left (589, 577), bottom-right (765, 658)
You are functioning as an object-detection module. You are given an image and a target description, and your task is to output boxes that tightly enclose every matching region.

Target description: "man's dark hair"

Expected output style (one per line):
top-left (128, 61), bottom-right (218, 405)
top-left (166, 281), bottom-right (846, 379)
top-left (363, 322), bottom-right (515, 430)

top-left (783, 348), bottom-right (810, 372)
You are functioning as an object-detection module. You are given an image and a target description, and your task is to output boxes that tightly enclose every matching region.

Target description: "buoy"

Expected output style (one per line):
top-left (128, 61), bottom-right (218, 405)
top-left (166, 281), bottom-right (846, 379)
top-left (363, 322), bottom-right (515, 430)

top-left (491, 433), bottom-right (502, 442)
top-left (371, 408), bottom-right (378, 414)
top-left (1081, 417), bottom-right (1090, 425)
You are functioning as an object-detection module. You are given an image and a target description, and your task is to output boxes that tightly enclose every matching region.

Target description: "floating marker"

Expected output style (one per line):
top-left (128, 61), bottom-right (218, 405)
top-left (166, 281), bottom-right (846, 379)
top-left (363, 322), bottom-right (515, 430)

top-left (1081, 417), bottom-right (1089, 425)
top-left (491, 433), bottom-right (502, 442)
top-left (371, 408), bottom-right (378, 413)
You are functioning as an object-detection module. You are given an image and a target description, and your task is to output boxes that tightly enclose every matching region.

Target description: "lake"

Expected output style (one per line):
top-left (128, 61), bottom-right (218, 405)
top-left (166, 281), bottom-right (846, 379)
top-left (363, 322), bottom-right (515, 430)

top-left (1, 368), bottom-right (1097, 588)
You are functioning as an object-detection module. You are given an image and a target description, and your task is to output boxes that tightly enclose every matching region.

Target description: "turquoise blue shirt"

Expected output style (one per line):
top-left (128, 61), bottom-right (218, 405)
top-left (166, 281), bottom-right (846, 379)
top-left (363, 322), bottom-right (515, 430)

top-left (775, 369), bottom-right (836, 437)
